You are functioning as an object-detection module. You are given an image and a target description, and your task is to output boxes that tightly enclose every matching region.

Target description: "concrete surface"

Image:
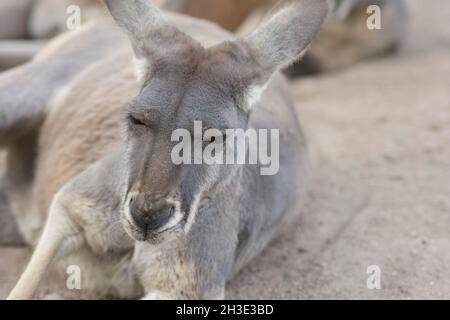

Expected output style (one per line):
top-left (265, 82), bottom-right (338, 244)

top-left (1, 0), bottom-right (449, 299)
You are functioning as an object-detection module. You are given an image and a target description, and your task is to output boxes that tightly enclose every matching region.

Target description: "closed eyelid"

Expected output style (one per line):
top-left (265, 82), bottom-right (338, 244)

top-left (129, 108), bottom-right (162, 126)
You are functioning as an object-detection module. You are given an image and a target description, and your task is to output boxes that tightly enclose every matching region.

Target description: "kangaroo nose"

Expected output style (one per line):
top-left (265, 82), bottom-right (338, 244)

top-left (129, 197), bottom-right (175, 232)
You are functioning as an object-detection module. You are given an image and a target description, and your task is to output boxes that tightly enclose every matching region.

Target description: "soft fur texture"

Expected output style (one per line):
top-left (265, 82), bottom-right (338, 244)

top-left (4, 0), bottom-right (328, 299)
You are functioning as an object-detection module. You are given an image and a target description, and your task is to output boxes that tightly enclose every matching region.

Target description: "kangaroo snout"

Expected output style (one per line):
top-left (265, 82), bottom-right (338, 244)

top-left (129, 196), bottom-right (176, 233)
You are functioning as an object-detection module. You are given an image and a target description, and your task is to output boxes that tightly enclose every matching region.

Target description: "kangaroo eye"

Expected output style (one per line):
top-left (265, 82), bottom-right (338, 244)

top-left (128, 114), bottom-right (146, 127)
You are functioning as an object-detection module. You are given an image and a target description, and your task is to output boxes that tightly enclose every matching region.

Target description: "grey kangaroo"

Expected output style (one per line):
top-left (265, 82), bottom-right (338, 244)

top-left (3, 0), bottom-right (328, 299)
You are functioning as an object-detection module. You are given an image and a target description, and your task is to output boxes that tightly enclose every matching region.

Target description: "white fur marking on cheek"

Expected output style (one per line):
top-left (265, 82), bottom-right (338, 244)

top-left (159, 198), bottom-right (183, 231)
top-left (184, 194), bottom-right (201, 234)
top-left (133, 57), bottom-right (149, 82)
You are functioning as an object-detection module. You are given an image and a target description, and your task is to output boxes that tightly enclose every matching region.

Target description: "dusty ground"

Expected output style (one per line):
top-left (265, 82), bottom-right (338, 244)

top-left (1, 0), bottom-right (449, 299)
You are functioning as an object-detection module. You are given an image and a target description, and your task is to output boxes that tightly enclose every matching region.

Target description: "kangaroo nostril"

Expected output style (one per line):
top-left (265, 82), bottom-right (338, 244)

top-left (129, 199), bottom-right (175, 232)
top-left (129, 198), bottom-right (146, 230)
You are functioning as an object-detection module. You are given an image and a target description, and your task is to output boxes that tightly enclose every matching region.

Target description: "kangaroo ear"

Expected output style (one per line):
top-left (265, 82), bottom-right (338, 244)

top-left (105, 0), bottom-right (167, 56)
top-left (105, 0), bottom-right (194, 82)
top-left (243, 0), bottom-right (329, 73)
top-left (231, 0), bottom-right (328, 111)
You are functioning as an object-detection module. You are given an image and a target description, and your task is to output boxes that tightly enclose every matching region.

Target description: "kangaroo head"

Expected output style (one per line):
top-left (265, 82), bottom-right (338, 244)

top-left (105, 0), bottom-right (328, 242)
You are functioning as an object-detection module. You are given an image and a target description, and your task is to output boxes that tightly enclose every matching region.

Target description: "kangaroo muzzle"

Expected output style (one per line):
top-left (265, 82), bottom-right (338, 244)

top-left (129, 196), bottom-right (176, 233)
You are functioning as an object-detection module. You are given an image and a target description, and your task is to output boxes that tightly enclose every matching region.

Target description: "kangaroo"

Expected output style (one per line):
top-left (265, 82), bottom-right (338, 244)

top-left (3, 0), bottom-right (328, 299)
top-left (0, 0), bottom-right (40, 71)
top-left (238, 0), bottom-right (409, 76)
top-left (0, 0), bottom-right (169, 71)
top-left (0, 0), bottom-right (32, 39)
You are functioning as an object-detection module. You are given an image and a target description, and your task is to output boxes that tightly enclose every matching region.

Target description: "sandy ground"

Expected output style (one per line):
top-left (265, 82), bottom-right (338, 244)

top-left (1, 0), bottom-right (449, 299)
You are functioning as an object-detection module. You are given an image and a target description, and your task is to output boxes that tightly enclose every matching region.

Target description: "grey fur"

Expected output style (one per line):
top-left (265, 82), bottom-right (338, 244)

top-left (245, 0), bottom-right (328, 70)
top-left (4, 0), bottom-right (328, 299)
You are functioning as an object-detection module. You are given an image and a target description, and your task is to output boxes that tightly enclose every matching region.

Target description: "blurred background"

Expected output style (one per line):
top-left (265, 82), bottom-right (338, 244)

top-left (1, 0), bottom-right (450, 299)
top-left (0, 0), bottom-right (408, 74)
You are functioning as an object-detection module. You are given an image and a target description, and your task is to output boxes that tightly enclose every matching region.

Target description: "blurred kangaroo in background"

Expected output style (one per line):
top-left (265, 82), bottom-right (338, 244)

top-left (0, 0), bottom-right (408, 73)
top-left (237, 0), bottom-right (409, 75)
top-left (3, 0), bottom-right (328, 299)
